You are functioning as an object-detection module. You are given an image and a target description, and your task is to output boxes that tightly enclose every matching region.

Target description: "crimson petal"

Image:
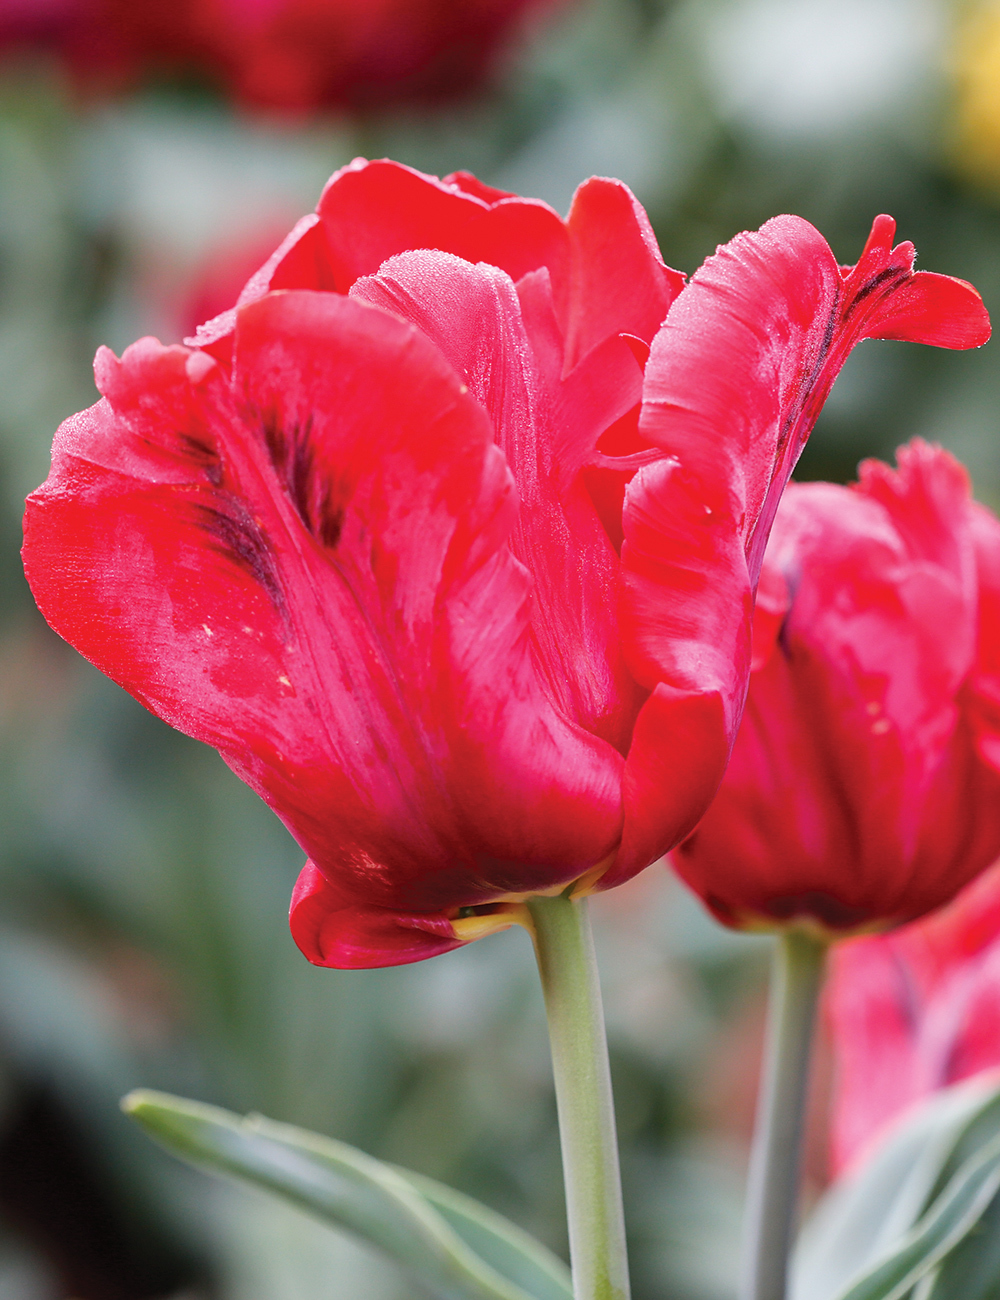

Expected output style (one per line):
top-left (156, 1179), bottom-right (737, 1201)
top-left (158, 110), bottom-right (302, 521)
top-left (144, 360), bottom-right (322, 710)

top-left (608, 216), bottom-right (991, 883)
top-left (969, 502), bottom-right (1000, 769)
top-left (564, 176), bottom-right (685, 368)
top-left (351, 248), bottom-right (645, 751)
top-left (671, 443), bottom-right (1000, 931)
top-left (24, 291), bottom-right (625, 965)
top-left (188, 162), bottom-right (690, 382)
top-left (290, 862), bottom-right (463, 969)
top-left (190, 158), bottom-right (572, 358)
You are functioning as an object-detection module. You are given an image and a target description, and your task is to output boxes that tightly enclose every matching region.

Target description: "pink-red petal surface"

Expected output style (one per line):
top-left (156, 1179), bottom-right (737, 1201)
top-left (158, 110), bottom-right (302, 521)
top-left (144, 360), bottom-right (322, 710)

top-left (189, 160), bottom-right (686, 372)
top-left (290, 862), bottom-right (463, 969)
top-left (829, 861), bottom-right (1000, 1173)
top-left (351, 248), bottom-right (645, 751)
top-left (24, 291), bottom-right (625, 928)
top-left (607, 220), bottom-right (991, 885)
top-left (562, 177), bottom-right (685, 368)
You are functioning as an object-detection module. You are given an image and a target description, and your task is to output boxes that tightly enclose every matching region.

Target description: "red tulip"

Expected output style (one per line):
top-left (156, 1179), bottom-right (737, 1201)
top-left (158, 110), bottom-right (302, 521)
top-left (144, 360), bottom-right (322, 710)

top-left (828, 861), bottom-right (1000, 1172)
top-left (673, 441), bottom-right (1000, 936)
top-left (22, 160), bottom-right (990, 967)
top-left (0, 0), bottom-right (561, 111)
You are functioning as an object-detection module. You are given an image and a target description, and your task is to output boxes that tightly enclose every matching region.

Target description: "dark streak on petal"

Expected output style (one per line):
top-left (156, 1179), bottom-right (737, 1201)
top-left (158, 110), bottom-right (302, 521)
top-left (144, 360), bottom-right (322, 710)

top-left (138, 429), bottom-right (223, 485)
top-left (289, 413), bottom-right (316, 527)
top-left (772, 262), bottom-right (909, 503)
top-left (259, 406), bottom-right (344, 551)
top-left (320, 506), bottom-right (344, 549)
top-left (195, 500), bottom-right (285, 613)
top-left (844, 265), bottom-right (908, 317)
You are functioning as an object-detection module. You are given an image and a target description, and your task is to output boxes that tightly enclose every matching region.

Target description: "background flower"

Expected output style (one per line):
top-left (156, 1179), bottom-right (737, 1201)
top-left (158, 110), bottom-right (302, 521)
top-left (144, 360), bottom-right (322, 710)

top-left (827, 859), bottom-right (1000, 1173)
top-left (672, 441), bottom-right (1000, 934)
top-left (952, 0), bottom-right (1000, 193)
top-left (0, 0), bottom-right (562, 111)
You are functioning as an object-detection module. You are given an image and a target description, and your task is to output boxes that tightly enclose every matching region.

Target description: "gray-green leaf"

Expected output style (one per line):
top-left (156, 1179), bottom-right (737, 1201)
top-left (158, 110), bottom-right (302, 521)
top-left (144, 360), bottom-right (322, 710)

top-left (792, 1074), bottom-right (1000, 1300)
top-left (830, 1129), bottom-right (1000, 1300)
top-left (123, 1089), bottom-right (572, 1300)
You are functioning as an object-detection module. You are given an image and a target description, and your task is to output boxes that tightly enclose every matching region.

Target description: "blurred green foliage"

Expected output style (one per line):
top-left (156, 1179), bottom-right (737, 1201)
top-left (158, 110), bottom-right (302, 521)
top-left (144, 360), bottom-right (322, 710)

top-left (0, 0), bottom-right (996, 1296)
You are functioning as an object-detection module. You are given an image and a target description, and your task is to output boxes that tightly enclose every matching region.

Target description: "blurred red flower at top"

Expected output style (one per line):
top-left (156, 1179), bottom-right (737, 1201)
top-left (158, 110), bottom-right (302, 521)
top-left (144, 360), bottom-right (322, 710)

top-left (0, 0), bottom-right (562, 111)
top-left (22, 160), bottom-right (990, 968)
top-left (828, 860), bottom-right (1000, 1173)
top-left (673, 441), bottom-right (1000, 935)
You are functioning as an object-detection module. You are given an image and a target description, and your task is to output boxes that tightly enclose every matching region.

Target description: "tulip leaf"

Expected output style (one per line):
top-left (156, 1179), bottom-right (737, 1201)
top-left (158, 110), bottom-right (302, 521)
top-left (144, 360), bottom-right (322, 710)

top-left (123, 1089), bottom-right (572, 1300)
top-left (828, 1129), bottom-right (1000, 1300)
top-left (393, 1166), bottom-right (573, 1300)
top-left (919, 1171), bottom-right (1000, 1300)
top-left (792, 1075), bottom-right (1000, 1300)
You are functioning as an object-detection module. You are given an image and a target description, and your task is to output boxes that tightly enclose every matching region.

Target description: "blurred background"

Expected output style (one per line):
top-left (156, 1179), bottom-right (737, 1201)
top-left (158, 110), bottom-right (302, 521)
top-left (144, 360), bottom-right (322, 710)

top-left (0, 0), bottom-right (996, 1296)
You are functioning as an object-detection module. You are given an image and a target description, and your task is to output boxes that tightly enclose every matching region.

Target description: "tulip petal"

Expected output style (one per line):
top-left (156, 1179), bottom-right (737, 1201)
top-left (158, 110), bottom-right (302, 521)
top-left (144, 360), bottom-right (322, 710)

top-left (442, 170), bottom-right (516, 205)
top-left (564, 176), bottom-right (685, 368)
top-left (188, 214), bottom-right (335, 357)
top-left (612, 216), bottom-right (991, 880)
top-left (189, 163), bottom-right (691, 379)
top-left (969, 502), bottom-right (1000, 769)
top-left (315, 160), bottom-right (571, 298)
top-left (828, 864), bottom-right (1000, 1173)
top-left (351, 248), bottom-right (645, 752)
top-left (842, 215), bottom-right (991, 350)
top-left (290, 862), bottom-right (463, 969)
top-left (189, 158), bottom-right (573, 342)
top-left (608, 452), bottom-right (755, 879)
top-left (600, 682), bottom-right (730, 890)
top-left (855, 442), bottom-right (978, 694)
top-left (24, 291), bottom-right (625, 964)
top-left (827, 933), bottom-right (940, 1172)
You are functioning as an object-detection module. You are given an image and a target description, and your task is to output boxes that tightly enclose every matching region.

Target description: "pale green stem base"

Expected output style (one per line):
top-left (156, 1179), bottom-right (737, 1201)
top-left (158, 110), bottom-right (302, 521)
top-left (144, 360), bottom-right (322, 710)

top-left (526, 892), bottom-right (631, 1300)
top-left (740, 930), bottom-right (828, 1300)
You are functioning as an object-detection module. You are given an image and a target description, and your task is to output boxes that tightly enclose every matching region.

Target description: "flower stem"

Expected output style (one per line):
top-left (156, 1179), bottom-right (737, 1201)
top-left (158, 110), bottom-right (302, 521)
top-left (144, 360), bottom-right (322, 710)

top-left (740, 929), bottom-right (828, 1300)
top-left (526, 891), bottom-right (630, 1300)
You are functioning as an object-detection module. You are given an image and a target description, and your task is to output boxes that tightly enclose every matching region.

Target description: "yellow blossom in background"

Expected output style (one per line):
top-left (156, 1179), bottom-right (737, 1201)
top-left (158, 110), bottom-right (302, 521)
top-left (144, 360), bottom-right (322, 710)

top-left (953, 0), bottom-right (1000, 189)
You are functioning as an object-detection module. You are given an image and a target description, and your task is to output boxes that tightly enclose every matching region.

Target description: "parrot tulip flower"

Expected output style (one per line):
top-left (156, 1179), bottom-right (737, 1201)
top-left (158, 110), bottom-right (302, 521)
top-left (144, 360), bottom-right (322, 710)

top-left (829, 861), bottom-right (1000, 1173)
top-left (673, 441), bottom-right (1000, 937)
top-left (22, 160), bottom-right (991, 967)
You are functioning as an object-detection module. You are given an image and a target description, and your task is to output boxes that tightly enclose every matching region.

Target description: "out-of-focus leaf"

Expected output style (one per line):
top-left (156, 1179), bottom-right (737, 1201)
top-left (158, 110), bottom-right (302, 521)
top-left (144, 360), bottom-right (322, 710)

top-left (925, 1073), bottom-right (1000, 1198)
top-left (123, 1089), bottom-right (571, 1300)
top-left (394, 1168), bottom-right (572, 1300)
top-left (829, 1128), bottom-right (1000, 1300)
top-left (792, 1074), bottom-right (1000, 1300)
top-left (921, 1164), bottom-right (1000, 1300)
top-left (911, 1084), bottom-right (1000, 1297)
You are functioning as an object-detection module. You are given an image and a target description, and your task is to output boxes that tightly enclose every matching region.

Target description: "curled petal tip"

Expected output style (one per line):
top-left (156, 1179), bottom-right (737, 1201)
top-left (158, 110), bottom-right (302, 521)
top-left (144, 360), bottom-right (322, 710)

top-left (869, 272), bottom-right (992, 349)
top-left (864, 214), bottom-right (898, 258)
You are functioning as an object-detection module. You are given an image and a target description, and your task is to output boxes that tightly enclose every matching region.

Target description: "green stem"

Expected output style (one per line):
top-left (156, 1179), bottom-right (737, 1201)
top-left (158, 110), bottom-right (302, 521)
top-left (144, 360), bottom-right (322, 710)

top-left (740, 929), bottom-right (828, 1300)
top-left (526, 892), bottom-right (630, 1300)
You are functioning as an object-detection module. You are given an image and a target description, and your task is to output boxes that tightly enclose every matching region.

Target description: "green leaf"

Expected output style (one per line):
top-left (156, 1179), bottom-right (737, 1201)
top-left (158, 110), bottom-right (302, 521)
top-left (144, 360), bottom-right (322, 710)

top-left (829, 1129), bottom-right (1000, 1300)
top-left (921, 1169), bottom-right (1000, 1300)
top-left (792, 1075), bottom-right (1000, 1300)
top-left (123, 1089), bottom-right (572, 1300)
top-left (394, 1167), bottom-right (573, 1300)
